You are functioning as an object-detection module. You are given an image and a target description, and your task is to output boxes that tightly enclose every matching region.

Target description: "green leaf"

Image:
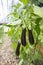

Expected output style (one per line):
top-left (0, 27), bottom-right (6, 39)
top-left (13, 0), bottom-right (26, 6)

top-left (12, 43), bottom-right (17, 50)
top-left (38, 0), bottom-right (43, 3)
top-left (20, 0), bottom-right (29, 5)
top-left (19, 59), bottom-right (23, 65)
top-left (35, 18), bottom-right (41, 35)
top-left (33, 5), bottom-right (43, 18)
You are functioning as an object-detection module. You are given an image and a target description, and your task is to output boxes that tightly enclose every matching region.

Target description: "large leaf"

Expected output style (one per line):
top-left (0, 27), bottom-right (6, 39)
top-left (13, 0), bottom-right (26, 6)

top-left (38, 0), bottom-right (43, 3)
top-left (20, 0), bottom-right (29, 5)
top-left (33, 5), bottom-right (43, 18)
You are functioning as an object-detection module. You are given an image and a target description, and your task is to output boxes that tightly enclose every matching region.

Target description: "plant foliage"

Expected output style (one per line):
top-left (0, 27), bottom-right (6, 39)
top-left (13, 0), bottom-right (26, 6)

top-left (0, 0), bottom-right (43, 65)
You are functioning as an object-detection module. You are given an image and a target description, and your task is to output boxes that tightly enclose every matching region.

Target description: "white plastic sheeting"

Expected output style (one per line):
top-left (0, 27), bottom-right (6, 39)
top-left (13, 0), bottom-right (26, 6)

top-left (0, 0), bottom-right (19, 22)
top-left (0, 0), bottom-right (19, 32)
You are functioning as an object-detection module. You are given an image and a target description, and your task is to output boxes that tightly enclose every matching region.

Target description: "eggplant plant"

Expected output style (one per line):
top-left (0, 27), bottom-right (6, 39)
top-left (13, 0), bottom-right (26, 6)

top-left (7, 0), bottom-right (43, 65)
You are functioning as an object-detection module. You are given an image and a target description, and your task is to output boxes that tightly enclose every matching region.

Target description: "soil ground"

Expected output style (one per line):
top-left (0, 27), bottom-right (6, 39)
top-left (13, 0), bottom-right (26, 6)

top-left (0, 34), bottom-right (19, 65)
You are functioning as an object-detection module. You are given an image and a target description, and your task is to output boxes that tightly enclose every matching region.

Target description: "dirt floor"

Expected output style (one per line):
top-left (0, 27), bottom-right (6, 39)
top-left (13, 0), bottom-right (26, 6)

top-left (0, 34), bottom-right (19, 65)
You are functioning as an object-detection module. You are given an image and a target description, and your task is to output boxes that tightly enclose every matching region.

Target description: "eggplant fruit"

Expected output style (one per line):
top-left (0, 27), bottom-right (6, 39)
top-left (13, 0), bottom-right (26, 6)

top-left (16, 42), bottom-right (21, 56)
top-left (21, 28), bottom-right (26, 46)
top-left (28, 29), bottom-right (34, 45)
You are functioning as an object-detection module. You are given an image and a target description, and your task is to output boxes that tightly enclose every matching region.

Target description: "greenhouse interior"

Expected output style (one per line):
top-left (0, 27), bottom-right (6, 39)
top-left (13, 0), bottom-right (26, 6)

top-left (0, 0), bottom-right (43, 65)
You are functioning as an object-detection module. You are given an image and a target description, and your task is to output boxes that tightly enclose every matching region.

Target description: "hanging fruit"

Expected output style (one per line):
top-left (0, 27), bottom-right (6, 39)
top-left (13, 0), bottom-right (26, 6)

top-left (28, 29), bottom-right (34, 45)
top-left (21, 27), bottom-right (26, 46)
top-left (16, 42), bottom-right (21, 56)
